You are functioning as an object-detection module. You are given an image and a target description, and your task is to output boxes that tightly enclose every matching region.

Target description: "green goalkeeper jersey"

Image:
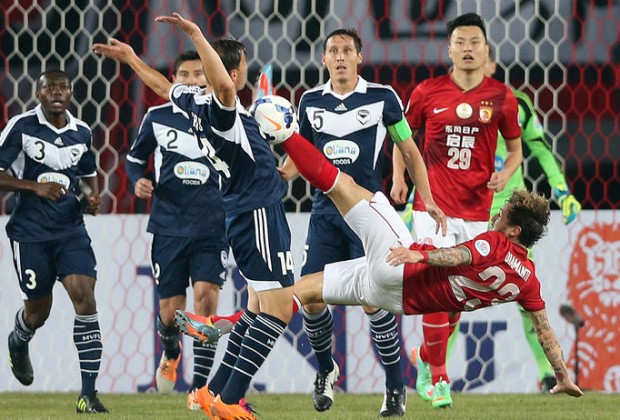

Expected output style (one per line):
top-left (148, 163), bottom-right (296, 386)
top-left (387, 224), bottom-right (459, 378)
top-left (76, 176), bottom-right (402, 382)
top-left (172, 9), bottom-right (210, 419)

top-left (491, 90), bottom-right (568, 217)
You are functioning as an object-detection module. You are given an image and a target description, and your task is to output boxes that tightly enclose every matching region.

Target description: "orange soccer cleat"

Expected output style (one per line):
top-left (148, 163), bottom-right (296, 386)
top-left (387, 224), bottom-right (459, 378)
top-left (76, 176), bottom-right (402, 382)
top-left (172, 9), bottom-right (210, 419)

top-left (210, 395), bottom-right (256, 420)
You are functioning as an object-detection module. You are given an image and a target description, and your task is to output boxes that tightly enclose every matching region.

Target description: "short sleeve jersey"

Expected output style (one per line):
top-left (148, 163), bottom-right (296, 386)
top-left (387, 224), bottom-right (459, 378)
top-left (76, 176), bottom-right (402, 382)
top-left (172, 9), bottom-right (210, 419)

top-left (169, 84), bottom-right (287, 215)
top-left (406, 75), bottom-right (521, 221)
top-left (402, 231), bottom-right (544, 314)
top-left (299, 77), bottom-right (407, 214)
top-left (126, 102), bottom-right (226, 240)
top-left (0, 105), bottom-right (96, 242)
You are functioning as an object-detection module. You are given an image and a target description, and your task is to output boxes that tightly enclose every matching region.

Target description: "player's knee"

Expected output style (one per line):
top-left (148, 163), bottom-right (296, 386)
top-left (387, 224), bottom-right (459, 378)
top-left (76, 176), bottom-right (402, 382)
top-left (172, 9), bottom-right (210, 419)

top-left (193, 282), bottom-right (221, 315)
top-left (24, 311), bottom-right (49, 330)
top-left (303, 301), bottom-right (327, 314)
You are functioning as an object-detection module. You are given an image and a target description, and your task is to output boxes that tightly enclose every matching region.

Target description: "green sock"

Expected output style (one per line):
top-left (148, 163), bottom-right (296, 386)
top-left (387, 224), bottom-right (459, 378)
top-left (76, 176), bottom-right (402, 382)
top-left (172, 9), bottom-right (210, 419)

top-left (446, 322), bottom-right (459, 362)
top-left (520, 306), bottom-right (554, 379)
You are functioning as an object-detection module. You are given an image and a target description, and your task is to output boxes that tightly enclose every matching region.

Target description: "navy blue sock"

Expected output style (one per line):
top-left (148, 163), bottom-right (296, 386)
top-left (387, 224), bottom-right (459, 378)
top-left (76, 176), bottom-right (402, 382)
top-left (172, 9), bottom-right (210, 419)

top-left (192, 340), bottom-right (216, 389)
top-left (219, 313), bottom-right (286, 404)
top-left (368, 309), bottom-right (403, 389)
top-left (209, 310), bottom-right (256, 395)
top-left (156, 315), bottom-right (180, 360)
top-left (10, 308), bottom-right (34, 351)
top-left (74, 313), bottom-right (103, 396)
top-left (303, 307), bottom-right (334, 373)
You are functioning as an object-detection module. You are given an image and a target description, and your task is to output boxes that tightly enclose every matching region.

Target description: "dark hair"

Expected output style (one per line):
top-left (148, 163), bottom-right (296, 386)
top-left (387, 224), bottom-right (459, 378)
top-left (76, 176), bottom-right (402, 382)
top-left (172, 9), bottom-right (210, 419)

top-left (36, 70), bottom-right (70, 92)
top-left (323, 28), bottom-right (363, 53)
top-left (505, 189), bottom-right (551, 248)
top-left (172, 50), bottom-right (201, 75)
top-left (211, 39), bottom-right (247, 73)
top-left (447, 13), bottom-right (487, 41)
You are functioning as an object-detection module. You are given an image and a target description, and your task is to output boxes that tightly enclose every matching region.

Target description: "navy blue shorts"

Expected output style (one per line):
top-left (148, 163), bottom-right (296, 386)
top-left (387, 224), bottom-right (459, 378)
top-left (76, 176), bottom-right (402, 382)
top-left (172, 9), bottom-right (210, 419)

top-left (226, 201), bottom-right (294, 291)
top-left (301, 213), bottom-right (365, 276)
top-left (10, 231), bottom-right (97, 299)
top-left (151, 234), bottom-right (227, 299)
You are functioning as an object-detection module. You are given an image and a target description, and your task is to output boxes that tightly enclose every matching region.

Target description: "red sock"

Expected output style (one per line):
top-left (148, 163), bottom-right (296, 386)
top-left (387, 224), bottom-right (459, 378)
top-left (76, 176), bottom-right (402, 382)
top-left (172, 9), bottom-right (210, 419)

top-left (292, 294), bottom-right (301, 313)
top-left (211, 309), bottom-right (244, 325)
top-left (281, 132), bottom-right (339, 192)
top-left (421, 312), bottom-right (450, 384)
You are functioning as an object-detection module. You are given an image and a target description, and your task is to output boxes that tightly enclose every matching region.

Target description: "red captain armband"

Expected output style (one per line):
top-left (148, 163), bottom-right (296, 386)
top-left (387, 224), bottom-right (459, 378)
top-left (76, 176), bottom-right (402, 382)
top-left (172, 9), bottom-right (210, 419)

top-left (418, 250), bottom-right (430, 263)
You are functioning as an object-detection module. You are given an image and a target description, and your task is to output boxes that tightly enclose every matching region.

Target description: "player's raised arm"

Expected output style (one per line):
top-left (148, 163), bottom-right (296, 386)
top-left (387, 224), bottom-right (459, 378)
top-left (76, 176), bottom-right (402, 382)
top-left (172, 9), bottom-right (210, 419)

top-left (155, 13), bottom-right (236, 107)
top-left (93, 39), bottom-right (172, 99)
top-left (528, 309), bottom-right (584, 397)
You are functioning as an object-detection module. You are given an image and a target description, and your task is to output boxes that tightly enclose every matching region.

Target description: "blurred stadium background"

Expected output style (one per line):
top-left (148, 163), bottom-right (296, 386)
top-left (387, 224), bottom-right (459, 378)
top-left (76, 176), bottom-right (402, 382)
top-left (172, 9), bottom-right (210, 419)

top-left (0, 0), bottom-right (618, 396)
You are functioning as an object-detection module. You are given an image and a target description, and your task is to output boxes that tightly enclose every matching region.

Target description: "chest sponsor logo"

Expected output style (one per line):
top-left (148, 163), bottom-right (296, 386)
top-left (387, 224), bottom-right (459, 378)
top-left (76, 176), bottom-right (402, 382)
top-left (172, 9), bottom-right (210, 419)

top-left (456, 103), bottom-right (473, 119)
top-left (323, 140), bottom-right (360, 165)
top-left (475, 239), bottom-right (490, 256)
top-left (174, 161), bottom-right (210, 185)
top-left (37, 172), bottom-right (70, 188)
top-left (357, 109), bottom-right (370, 125)
top-left (479, 101), bottom-right (493, 123)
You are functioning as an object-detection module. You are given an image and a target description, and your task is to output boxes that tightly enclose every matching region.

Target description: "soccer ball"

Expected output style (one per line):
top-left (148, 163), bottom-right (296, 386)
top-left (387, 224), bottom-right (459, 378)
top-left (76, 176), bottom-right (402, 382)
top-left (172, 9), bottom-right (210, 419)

top-left (251, 95), bottom-right (298, 145)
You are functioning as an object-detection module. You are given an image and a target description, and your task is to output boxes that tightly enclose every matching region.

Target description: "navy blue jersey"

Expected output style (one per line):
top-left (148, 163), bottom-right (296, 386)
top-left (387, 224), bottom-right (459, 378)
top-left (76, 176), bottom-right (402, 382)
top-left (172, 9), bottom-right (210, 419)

top-left (299, 77), bottom-right (406, 214)
top-left (169, 84), bottom-right (286, 215)
top-left (126, 102), bottom-right (226, 240)
top-left (0, 105), bottom-right (96, 242)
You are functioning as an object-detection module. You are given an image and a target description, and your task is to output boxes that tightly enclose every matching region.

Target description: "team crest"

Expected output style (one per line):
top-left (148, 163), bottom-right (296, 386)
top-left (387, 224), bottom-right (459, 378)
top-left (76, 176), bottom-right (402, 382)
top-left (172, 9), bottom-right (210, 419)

top-left (456, 103), bottom-right (473, 119)
top-left (475, 240), bottom-right (490, 256)
top-left (479, 101), bottom-right (493, 123)
top-left (357, 109), bottom-right (370, 125)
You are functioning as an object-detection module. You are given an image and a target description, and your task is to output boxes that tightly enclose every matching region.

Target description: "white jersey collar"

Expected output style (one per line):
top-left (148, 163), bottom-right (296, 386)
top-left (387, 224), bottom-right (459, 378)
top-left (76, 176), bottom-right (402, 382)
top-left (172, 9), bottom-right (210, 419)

top-left (322, 76), bottom-right (367, 99)
top-left (35, 104), bottom-right (78, 132)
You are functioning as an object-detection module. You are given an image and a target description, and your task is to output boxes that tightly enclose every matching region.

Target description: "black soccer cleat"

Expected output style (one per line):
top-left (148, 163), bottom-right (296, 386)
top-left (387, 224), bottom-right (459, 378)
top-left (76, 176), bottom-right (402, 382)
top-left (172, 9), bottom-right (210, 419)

top-left (380, 385), bottom-right (407, 417)
top-left (8, 332), bottom-right (34, 386)
top-left (76, 391), bottom-right (109, 414)
top-left (541, 374), bottom-right (558, 393)
top-left (312, 361), bottom-right (340, 412)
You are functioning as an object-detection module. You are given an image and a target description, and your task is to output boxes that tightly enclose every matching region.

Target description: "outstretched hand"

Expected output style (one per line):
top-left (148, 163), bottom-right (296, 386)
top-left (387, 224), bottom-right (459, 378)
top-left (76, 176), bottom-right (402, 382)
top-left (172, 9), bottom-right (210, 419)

top-left (92, 38), bottom-right (138, 64)
top-left (155, 12), bottom-right (202, 37)
top-left (550, 380), bottom-right (584, 398)
top-left (386, 246), bottom-right (423, 266)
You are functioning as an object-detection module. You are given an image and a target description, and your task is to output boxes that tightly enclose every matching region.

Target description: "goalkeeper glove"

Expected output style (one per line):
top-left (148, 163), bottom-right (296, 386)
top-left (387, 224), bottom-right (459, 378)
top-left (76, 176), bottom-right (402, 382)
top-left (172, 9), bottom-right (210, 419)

top-left (401, 191), bottom-right (415, 232)
top-left (553, 183), bottom-right (581, 225)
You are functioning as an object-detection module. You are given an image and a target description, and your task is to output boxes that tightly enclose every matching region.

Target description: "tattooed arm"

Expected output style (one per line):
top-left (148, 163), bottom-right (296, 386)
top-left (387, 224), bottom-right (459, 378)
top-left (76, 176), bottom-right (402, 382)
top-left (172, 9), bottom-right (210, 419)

top-left (528, 309), bottom-right (584, 397)
top-left (386, 245), bottom-right (471, 267)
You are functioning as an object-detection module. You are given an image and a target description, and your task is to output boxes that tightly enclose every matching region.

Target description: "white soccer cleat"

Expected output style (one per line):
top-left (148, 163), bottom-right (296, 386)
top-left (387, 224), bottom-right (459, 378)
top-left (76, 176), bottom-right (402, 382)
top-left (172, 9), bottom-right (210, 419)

top-left (251, 95), bottom-right (298, 145)
top-left (312, 359), bottom-right (340, 412)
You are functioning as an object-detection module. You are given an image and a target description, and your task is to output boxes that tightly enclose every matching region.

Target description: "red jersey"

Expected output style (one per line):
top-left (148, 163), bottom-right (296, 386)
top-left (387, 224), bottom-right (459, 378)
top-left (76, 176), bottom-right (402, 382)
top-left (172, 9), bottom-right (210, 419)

top-left (402, 231), bottom-right (544, 314)
top-left (406, 75), bottom-right (521, 221)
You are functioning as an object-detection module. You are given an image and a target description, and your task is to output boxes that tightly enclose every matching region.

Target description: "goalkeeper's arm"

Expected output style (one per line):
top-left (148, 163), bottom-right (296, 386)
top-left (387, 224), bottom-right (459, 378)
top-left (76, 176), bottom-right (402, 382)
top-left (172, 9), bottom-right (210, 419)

top-left (517, 92), bottom-right (581, 224)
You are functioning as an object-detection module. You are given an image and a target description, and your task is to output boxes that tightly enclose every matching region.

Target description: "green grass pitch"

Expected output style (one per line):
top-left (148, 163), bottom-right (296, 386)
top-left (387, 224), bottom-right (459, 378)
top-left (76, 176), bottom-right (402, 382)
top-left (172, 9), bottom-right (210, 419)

top-left (0, 391), bottom-right (618, 419)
